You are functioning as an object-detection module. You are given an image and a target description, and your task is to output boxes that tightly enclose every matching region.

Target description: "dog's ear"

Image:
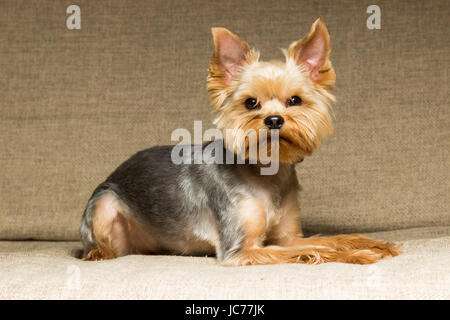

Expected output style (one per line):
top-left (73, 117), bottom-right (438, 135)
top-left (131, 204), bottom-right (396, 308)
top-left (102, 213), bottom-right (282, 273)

top-left (210, 28), bottom-right (251, 85)
top-left (286, 18), bottom-right (335, 89)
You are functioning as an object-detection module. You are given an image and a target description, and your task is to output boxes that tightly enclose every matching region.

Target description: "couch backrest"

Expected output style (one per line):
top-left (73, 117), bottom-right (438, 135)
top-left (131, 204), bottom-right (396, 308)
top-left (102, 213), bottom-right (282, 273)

top-left (0, 0), bottom-right (448, 240)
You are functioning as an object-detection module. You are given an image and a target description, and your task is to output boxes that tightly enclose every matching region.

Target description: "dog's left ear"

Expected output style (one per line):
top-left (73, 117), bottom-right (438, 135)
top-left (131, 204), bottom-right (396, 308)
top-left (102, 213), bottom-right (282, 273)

top-left (287, 18), bottom-right (335, 89)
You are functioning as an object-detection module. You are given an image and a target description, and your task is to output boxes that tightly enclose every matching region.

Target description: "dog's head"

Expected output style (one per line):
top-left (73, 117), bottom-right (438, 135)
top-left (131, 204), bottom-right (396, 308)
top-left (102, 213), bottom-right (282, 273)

top-left (207, 18), bottom-right (335, 163)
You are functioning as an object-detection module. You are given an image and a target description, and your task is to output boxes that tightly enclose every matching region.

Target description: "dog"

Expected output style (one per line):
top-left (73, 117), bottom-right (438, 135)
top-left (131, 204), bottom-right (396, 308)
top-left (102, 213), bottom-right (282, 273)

top-left (80, 18), bottom-right (401, 265)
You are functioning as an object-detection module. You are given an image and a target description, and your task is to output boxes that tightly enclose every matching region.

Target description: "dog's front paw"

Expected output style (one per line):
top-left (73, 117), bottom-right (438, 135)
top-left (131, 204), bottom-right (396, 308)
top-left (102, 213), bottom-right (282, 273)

top-left (332, 234), bottom-right (402, 258)
top-left (339, 249), bottom-right (384, 265)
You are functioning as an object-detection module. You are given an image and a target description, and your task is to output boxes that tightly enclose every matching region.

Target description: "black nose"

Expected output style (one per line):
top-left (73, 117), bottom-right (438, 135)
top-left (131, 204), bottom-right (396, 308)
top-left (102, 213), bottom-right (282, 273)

top-left (264, 115), bottom-right (284, 129)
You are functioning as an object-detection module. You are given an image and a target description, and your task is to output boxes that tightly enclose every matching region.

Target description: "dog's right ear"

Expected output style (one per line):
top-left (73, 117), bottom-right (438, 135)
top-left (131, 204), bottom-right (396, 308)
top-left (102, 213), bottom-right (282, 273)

top-left (209, 28), bottom-right (251, 85)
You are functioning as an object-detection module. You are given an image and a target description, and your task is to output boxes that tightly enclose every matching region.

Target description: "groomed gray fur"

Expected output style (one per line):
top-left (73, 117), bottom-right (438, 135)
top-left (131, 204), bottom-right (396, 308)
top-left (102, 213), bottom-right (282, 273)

top-left (80, 140), bottom-right (298, 262)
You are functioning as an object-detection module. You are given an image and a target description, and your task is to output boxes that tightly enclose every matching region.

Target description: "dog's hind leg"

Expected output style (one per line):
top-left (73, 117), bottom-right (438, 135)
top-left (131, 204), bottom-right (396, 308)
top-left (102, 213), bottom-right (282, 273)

top-left (80, 189), bottom-right (136, 261)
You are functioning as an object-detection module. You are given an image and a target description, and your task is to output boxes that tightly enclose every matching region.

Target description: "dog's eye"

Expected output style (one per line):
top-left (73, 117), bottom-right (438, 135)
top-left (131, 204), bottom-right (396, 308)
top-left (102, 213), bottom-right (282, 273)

top-left (286, 96), bottom-right (302, 107)
top-left (244, 98), bottom-right (261, 110)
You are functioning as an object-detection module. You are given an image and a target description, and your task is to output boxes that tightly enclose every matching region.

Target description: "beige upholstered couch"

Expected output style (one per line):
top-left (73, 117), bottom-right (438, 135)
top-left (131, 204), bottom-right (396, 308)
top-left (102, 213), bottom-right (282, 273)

top-left (0, 0), bottom-right (448, 299)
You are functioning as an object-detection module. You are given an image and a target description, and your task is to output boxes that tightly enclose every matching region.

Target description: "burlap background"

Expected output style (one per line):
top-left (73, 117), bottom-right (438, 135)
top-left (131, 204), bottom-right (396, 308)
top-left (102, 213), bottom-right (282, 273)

top-left (0, 0), bottom-right (449, 240)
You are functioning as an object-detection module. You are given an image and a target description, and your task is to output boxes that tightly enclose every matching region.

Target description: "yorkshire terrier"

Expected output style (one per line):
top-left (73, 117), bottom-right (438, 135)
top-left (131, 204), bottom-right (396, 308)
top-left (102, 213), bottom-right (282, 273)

top-left (80, 18), bottom-right (401, 265)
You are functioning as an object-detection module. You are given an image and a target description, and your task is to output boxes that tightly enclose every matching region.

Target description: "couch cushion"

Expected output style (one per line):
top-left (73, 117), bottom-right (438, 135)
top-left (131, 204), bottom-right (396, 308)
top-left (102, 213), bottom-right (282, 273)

top-left (0, 0), bottom-right (449, 240)
top-left (1, 227), bottom-right (449, 299)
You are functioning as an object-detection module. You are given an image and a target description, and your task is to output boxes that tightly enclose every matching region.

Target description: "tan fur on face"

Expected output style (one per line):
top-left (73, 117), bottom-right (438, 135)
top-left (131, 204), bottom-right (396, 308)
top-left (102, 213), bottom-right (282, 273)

top-left (208, 20), bottom-right (335, 163)
top-left (211, 60), bottom-right (334, 162)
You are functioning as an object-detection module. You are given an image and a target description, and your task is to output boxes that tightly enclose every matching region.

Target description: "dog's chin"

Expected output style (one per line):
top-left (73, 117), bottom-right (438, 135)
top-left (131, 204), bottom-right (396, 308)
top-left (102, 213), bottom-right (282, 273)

top-left (278, 146), bottom-right (307, 164)
top-left (271, 135), bottom-right (311, 164)
top-left (240, 136), bottom-right (308, 164)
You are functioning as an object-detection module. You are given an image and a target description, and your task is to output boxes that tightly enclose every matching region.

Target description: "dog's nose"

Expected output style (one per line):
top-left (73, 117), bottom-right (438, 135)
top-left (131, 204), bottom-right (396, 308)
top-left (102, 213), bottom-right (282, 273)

top-left (264, 115), bottom-right (284, 129)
